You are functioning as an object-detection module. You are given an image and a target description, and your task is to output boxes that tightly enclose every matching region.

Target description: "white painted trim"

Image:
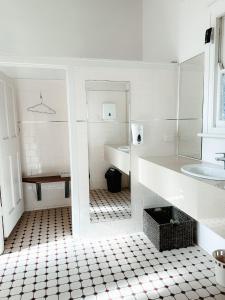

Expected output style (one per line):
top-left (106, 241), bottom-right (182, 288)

top-left (0, 56), bottom-right (178, 70)
top-left (198, 133), bottom-right (225, 138)
top-left (25, 204), bottom-right (71, 212)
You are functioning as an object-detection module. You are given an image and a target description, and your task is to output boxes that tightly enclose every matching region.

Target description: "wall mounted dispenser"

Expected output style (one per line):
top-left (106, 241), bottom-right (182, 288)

top-left (102, 103), bottom-right (116, 120)
top-left (205, 27), bottom-right (213, 44)
top-left (131, 123), bottom-right (143, 145)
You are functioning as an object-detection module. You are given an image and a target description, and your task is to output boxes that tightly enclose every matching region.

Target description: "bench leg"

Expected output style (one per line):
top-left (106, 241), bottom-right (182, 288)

top-left (36, 183), bottom-right (42, 201)
top-left (65, 181), bottom-right (70, 198)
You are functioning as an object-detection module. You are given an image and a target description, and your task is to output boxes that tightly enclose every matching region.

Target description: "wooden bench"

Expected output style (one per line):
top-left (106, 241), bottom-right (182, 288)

top-left (22, 175), bottom-right (71, 201)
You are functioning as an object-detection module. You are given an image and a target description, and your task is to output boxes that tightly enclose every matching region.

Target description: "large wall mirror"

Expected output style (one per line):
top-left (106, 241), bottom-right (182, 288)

top-left (86, 81), bottom-right (131, 223)
top-left (178, 54), bottom-right (204, 159)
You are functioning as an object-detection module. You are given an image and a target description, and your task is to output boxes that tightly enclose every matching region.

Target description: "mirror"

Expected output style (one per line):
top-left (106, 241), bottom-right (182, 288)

top-left (86, 80), bottom-right (131, 223)
top-left (178, 54), bottom-right (204, 159)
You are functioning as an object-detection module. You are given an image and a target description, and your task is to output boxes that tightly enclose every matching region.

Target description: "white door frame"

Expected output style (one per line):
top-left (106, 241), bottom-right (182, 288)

top-left (0, 72), bottom-right (24, 238)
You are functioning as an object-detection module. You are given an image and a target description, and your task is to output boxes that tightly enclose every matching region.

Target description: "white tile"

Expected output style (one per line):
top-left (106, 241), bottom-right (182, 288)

top-left (71, 289), bottom-right (83, 299)
top-left (185, 291), bottom-right (200, 300)
top-left (94, 284), bottom-right (106, 293)
top-left (8, 296), bottom-right (21, 300)
top-left (59, 292), bottom-right (70, 300)
top-left (0, 290), bottom-right (10, 298)
top-left (2, 208), bottom-right (225, 300)
top-left (46, 286), bottom-right (58, 296)
top-left (21, 292), bottom-right (34, 300)
top-left (135, 292), bottom-right (148, 300)
top-left (146, 290), bottom-right (159, 299)
top-left (174, 294), bottom-right (188, 300)
top-left (59, 283), bottom-right (70, 293)
top-left (46, 295), bottom-right (59, 300)
top-left (10, 286), bottom-right (23, 296)
top-left (1, 281), bottom-right (12, 290)
top-left (34, 289), bottom-right (46, 298)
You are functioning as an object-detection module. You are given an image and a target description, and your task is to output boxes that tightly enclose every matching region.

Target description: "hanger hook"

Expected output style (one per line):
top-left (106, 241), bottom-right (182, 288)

top-left (40, 92), bottom-right (43, 104)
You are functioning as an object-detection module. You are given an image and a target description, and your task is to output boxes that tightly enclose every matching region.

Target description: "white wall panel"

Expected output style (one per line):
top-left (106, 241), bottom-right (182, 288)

top-left (0, 0), bottom-right (142, 60)
top-left (178, 0), bottom-right (210, 62)
top-left (72, 64), bottom-right (178, 238)
top-left (142, 0), bottom-right (179, 62)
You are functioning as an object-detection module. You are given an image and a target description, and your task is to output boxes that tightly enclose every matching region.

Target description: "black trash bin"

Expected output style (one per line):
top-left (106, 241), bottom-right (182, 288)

top-left (105, 168), bottom-right (122, 193)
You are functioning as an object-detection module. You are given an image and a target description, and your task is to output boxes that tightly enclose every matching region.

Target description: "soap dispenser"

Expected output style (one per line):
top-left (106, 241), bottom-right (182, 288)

top-left (131, 123), bottom-right (143, 145)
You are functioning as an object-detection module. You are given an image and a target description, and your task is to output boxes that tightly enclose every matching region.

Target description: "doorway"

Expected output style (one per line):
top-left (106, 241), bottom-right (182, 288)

top-left (0, 66), bottom-right (72, 253)
top-left (86, 80), bottom-right (131, 224)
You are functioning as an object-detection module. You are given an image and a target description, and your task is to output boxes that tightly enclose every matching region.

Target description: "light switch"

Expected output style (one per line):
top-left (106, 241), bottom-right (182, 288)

top-left (102, 103), bottom-right (116, 120)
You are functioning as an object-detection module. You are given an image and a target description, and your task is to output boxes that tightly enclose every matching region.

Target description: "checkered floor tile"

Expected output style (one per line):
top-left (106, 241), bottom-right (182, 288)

top-left (90, 189), bottom-right (131, 223)
top-left (1, 207), bottom-right (225, 300)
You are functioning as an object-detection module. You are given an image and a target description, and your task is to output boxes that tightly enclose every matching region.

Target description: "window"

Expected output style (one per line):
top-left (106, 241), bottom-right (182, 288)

top-left (204, 2), bottom-right (225, 136)
top-left (214, 16), bottom-right (225, 127)
top-left (219, 71), bottom-right (225, 121)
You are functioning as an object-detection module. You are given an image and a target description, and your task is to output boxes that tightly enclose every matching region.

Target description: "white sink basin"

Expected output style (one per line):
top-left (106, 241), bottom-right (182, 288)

top-left (117, 146), bottom-right (129, 153)
top-left (181, 164), bottom-right (225, 181)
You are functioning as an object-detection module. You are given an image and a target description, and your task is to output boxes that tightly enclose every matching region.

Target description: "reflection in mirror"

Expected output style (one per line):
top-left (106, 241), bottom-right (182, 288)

top-left (86, 81), bottom-right (131, 223)
top-left (178, 54), bottom-right (204, 159)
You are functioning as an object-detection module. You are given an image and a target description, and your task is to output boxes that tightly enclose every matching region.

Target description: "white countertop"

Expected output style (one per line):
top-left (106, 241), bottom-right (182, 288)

top-left (105, 144), bottom-right (129, 151)
top-left (138, 155), bottom-right (225, 239)
top-left (104, 144), bottom-right (130, 175)
top-left (140, 155), bottom-right (225, 190)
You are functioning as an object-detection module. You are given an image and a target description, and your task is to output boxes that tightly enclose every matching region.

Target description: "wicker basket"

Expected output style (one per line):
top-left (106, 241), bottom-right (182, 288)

top-left (143, 206), bottom-right (196, 252)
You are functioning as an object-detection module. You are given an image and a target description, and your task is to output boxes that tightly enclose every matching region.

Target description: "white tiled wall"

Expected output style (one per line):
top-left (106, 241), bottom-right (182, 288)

top-left (15, 79), bottom-right (71, 211)
top-left (130, 69), bottom-right (178, 121)
top-left (15, 79), bottom-right (68, 122)
top-left (130, 66), bottom-right (178, 222)
top-left (72, 64), bottom-right (178, 238)
top-left (20, 123), bottom-right (70, 176)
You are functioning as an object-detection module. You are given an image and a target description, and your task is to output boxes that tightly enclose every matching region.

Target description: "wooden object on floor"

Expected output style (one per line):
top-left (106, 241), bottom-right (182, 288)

top-left (22, 175), bottom-right (71, 201)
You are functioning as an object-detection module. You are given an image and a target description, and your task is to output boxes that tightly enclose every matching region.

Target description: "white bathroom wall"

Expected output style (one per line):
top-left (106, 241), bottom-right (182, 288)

top-left (14, 79), bottom-right (71, 211)
top-left (177, 0), bottom-right (209, 63)
top-left (130, 66), bottom-right (178, 212)
top-left (0, 59), bottom-right (188, 244)
top-left (142, 0), bottom-right (179, 62)
top-left (87, 87), bottom-right (129, 189)
top-left (142, 0), bottom-right (225, 255)
top-left (175, 0), bottom-right (225, 254)
top-left (71, 63), bottom-right (178, 238)
top-left (0, 0), bottom-right (142, 60)
top-left (142, 0), bottom-right (210, 63)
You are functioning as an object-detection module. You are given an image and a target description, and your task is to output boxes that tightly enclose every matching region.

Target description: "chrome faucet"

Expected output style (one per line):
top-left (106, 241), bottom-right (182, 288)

top-left (215, 153), bottom-right (225, 169)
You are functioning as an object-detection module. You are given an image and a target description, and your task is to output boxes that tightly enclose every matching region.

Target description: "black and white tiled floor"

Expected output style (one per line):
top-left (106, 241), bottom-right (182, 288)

top-left (90, 189), bottom-right (131, 223)
top-left (1, 207), bottom-right (225, 299)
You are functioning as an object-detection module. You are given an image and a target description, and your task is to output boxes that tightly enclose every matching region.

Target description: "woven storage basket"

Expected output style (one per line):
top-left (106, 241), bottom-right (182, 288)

top-left (143, 206), bottom-right (196, 252)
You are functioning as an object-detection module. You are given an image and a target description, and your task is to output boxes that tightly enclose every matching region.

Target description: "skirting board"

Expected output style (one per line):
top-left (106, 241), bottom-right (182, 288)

top-left (25, 203), bottom-right (71, 212)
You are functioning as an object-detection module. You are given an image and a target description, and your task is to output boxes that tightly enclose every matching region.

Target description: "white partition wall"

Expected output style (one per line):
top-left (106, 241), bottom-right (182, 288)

top-left (0, 57), bottom-right (178, 239)
top-left (72, 63), bottom-right (178, 239)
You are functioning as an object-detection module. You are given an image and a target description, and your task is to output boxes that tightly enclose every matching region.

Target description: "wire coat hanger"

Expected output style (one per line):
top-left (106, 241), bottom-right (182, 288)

top-left (27, 92), bottom-right (56, 115)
